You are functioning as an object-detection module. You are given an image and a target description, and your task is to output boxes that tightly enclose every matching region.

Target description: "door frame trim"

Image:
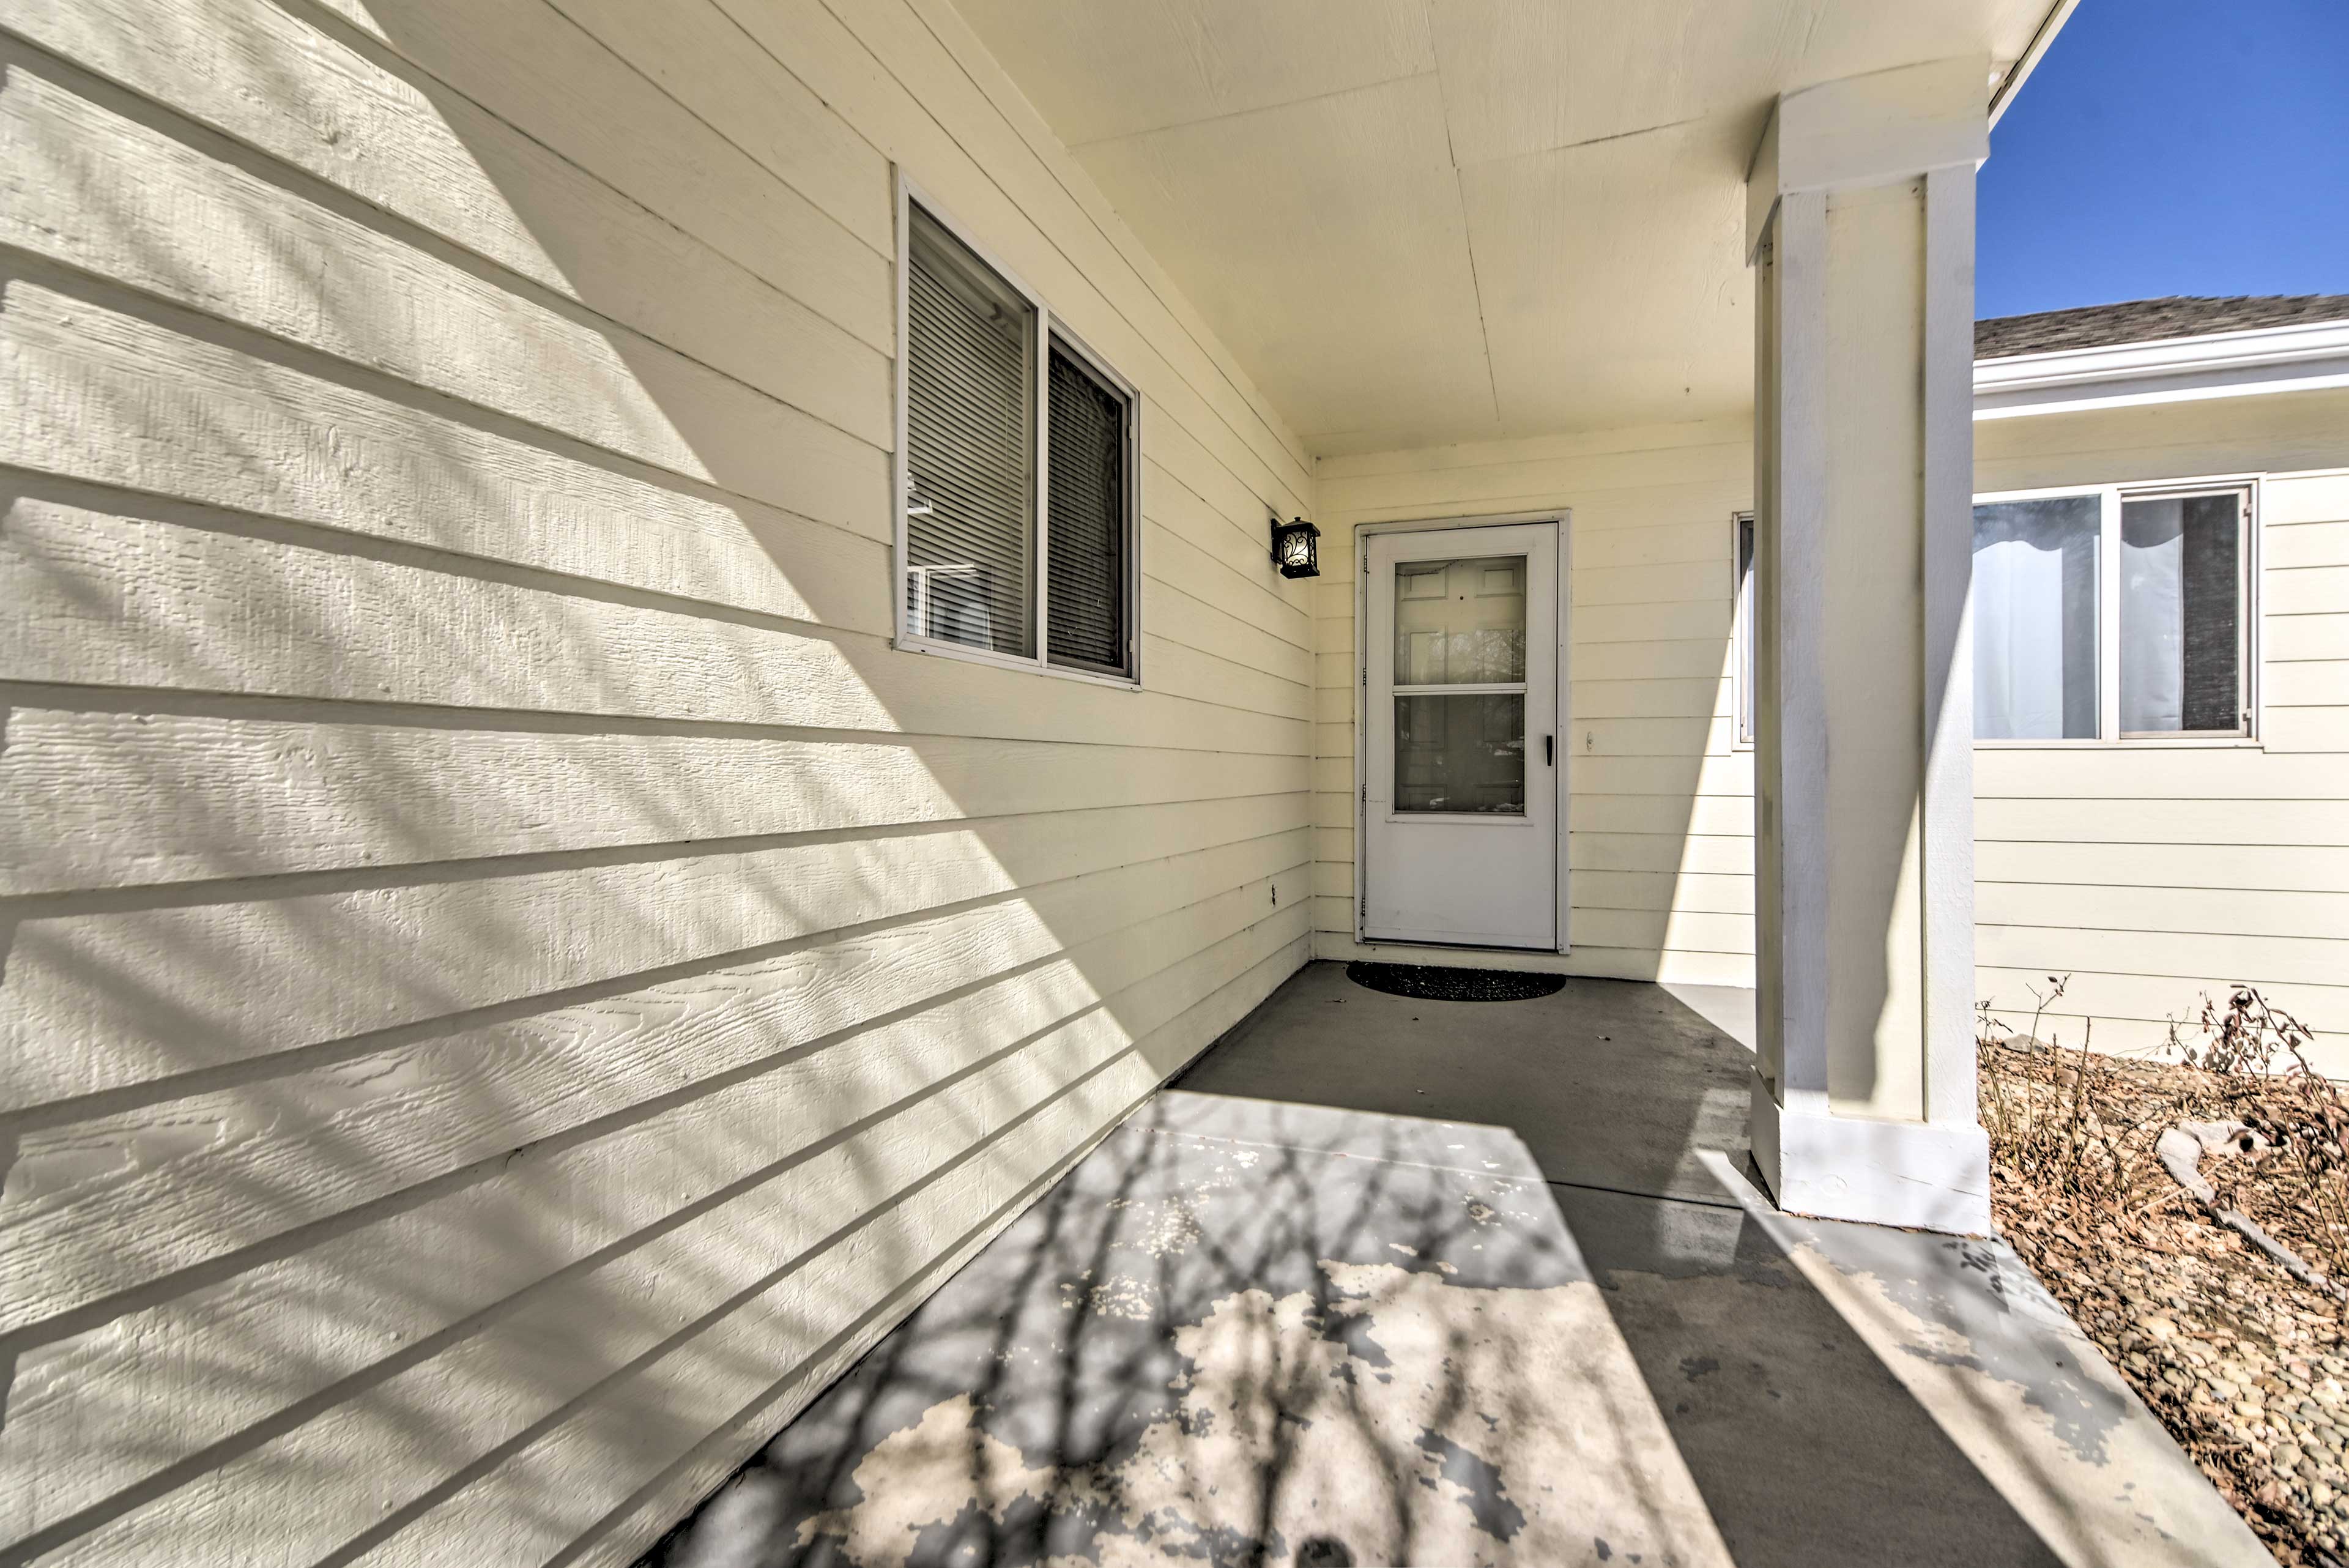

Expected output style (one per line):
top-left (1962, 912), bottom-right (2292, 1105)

top-left (1354, 510), bottom-right (1572, 954)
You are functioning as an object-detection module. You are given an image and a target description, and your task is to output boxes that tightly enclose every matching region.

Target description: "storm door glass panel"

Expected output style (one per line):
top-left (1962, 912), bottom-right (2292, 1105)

top-left (1394, 695), bottom-right (1525, 814)
top-left (1393, 556), bottom-right (1526, 682)
top-left (1972, 496), bottom-right (2100, 738)
top-left (1393, 555), bottom-right (1527, 814)
top-left (2120, 493), bottom-right (2243, 734)
top-left (905, 205), bottom-right (1034, 657)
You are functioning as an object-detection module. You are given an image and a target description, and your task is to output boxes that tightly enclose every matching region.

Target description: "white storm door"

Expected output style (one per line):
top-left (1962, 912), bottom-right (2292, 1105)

top-left (1363, 522), bottom-right (1560, 948)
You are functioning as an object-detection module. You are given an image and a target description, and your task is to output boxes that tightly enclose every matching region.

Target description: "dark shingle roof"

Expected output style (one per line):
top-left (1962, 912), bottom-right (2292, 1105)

top-left (1975, 294), bottom-right (2349, 360)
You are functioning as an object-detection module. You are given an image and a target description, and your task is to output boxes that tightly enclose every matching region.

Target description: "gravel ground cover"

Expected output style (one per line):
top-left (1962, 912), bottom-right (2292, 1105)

top-left (1984, 987), bottom-right (2349, 1566)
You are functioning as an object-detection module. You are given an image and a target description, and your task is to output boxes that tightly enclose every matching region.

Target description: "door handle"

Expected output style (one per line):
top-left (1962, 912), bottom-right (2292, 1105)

top-left (1544, 734), bottom-right (1554, 767)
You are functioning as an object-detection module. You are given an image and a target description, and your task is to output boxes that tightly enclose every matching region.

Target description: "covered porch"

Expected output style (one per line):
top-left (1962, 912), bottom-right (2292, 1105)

top-left (6, 0), bottom-right (2298, 1562)
top-left (643, 964), bottom-right (2258, 1566)
top-left (945, 0), bottom-right (2079, 1235)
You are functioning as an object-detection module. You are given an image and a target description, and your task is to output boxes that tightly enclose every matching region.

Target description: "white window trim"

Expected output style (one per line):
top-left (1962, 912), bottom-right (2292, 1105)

top-left (1971, 473), bottom-right (2263, 749)
top-left (1731, 510), bottom-right (1756, 751)
top-left (892, 171), bottom-right (1143, 690)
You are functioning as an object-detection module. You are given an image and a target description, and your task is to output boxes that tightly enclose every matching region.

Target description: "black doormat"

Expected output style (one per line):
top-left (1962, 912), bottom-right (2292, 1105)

top-left (1345, 961), bottom-right (1566, 1002)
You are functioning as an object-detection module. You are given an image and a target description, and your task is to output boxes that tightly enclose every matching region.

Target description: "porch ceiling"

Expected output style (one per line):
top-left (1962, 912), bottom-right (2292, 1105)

top-left (959, 0), bottom-right (2063, 456)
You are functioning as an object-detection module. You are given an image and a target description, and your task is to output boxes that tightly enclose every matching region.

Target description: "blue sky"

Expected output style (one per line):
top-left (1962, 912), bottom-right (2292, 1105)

top-left (1978, 0), bottom-right (2349, 319)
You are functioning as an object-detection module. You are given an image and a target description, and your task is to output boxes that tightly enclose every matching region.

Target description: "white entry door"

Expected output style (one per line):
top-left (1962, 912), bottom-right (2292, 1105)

top-left (1362, 522), bottom-right (1562, 948)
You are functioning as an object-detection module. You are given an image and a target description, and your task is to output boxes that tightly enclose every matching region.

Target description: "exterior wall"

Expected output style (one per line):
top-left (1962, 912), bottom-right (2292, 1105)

top-left (1312, 418), bottom-right (1758, 985)
top-left (0, 2), bottom-right (1312, 1564)
top-left (1973, 388), bottom-right (2349, 1060)
top-left (1313, 389), bottom-right (2349, 1068)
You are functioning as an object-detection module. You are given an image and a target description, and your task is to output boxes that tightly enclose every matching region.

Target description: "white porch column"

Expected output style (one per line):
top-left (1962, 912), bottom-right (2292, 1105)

top-left (1746, 57), bottom-right (1991, 1234)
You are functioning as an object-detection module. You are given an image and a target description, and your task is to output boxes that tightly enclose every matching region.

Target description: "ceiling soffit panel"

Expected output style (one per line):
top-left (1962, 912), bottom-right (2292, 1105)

top-left (953, 0), bottom-right (1436, 147)
top-left (1458, 117), bottom-right (1755, 444)
top-left (1429, 0), bottom-right (1817, 168)
top-left (1073, 75), bottom-right (1498, 450)
top-left (960, 0), bottom-right (2067, 456)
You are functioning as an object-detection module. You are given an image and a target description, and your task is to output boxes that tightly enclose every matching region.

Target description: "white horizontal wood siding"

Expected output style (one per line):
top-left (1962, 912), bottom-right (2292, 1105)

top-left (0, 0), bottom-right (1313, 1562)
top-left (1973, 388), bottom-right (2349, 1064)
top-left (1312, 418), bottom-right (1758, 986)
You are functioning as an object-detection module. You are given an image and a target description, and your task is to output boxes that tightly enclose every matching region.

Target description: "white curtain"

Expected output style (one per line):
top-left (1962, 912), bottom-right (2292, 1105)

top-left (2120, 500), bottom-right (2186, 732)
top-left (1973, 497), bottom-right (2100, 739)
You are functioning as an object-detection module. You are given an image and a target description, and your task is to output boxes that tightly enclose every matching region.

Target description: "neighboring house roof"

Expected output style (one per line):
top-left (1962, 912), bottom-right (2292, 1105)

top-left (1976, 295), bottom-right (2349, 360)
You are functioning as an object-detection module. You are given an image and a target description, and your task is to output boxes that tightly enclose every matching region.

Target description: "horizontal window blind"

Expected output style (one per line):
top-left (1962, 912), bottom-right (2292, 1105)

top-left (905, 206), bottom-right (1033, 658)
top-left (1046, 342), bottom-right (1130, 675)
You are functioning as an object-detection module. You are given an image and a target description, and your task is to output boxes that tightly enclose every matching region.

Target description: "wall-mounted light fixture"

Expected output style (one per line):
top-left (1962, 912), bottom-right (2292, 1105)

top-left (1271, 516), bottom-right (1321, 579)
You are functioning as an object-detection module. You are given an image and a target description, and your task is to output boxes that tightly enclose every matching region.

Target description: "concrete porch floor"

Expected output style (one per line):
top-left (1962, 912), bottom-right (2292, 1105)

top-left (642, 962), bottom-right (2268, 1567)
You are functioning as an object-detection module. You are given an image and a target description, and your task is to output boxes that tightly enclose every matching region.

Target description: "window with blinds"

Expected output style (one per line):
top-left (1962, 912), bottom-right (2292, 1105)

top-left (1046, 343), bottom-right (1129, 673)
top-left (900, 194), bottom-right (1138, 683)
top-left (905, 204), bottom-right (1034, 659)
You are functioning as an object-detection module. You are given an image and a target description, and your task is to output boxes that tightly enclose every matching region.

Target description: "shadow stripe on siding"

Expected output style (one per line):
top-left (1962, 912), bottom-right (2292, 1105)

top-left (18, 912), bottom-right (1306, 1561)
top-left (2, 826), bottom-right (1311, 1116)
top-left (4, 898), bottom-right (1306, 1528)
top-left (518, 935), bottom-right (1309, 1568)
top-left (17, 1030), bottom-right (1152, 1562)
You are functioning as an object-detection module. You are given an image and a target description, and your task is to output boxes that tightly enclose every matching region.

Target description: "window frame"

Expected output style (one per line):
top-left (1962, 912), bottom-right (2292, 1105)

top-left (1970, 475), bottom-right (2262, 748)
top-left (1729, 483), bottom-right (2261, 749)
top-left (1732, 510), bottom-right (1756, 749)
top-left (892, 172), bottom-right (1143, 689)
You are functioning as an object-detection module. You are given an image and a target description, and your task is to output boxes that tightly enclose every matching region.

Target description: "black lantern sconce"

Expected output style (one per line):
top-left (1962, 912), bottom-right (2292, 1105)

top-left (1271, 516), bottom-right (1321, 579)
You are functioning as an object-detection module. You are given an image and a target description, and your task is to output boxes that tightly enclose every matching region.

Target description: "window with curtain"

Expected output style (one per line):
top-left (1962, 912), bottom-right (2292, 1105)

top-left (1972, 495), bottom-right (2101, 740)
top-left (901, 195), bottom-right (1139, 682)
top-left (1970, 485), bottom-right (2249, 741)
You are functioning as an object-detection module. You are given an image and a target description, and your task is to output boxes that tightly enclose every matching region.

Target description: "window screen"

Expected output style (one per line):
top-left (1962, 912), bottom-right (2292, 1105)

top-left (1045, 341), bottom-right (1130, 674)
top-left (2120, 492), bottom-right (2243, 734)
top-left (904, 205), bottom-right (1034, 658)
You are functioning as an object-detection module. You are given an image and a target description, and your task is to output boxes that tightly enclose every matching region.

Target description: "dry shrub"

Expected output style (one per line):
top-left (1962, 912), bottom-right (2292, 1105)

top-left (1981, 979), bottom-right (2348, 1288)
top-left (2178, 990), bottom-right (2349, 1292)
top-left (1981, 981), bottom-right (2349, 1566)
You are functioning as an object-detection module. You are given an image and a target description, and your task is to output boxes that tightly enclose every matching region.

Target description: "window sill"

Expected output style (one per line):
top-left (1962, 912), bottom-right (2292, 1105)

top-left (1973, 737), bottom-right (2262, 751)
top-left (1722, 736), bottom-right (2257, 752)
top-left (894, 633), bottom-right (1141, 691)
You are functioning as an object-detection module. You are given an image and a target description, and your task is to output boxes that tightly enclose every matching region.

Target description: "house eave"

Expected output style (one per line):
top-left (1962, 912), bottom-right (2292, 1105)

top-left (1973, 316), bottom-right (2349, 420)
top-left (1987, 0), bottom-right (2082, 128)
